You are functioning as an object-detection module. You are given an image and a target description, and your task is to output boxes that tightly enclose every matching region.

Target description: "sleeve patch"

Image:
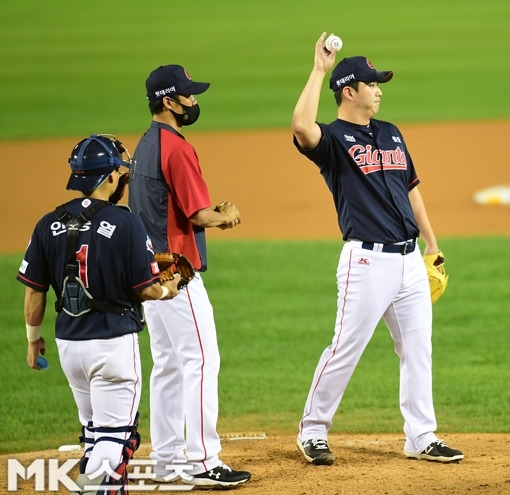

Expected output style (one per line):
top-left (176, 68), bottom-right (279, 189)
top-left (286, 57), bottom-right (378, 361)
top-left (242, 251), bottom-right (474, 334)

top-left (151, 261), bottom-right (160, 275)
top-left (19, 259), bottom-right (28, 274)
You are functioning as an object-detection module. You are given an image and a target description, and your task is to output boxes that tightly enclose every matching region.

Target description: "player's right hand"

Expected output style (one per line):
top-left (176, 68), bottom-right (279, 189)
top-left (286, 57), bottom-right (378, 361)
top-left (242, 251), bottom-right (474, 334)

top-left (27, 337), bottom-right (45, 370)
top-left (315, 32), bottom-right (336, 73)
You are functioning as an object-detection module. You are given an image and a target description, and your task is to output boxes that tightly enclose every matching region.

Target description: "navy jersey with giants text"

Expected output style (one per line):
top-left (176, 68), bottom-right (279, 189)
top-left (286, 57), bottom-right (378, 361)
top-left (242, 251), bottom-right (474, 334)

top-left (294, 118), bottom-right (420, 243)
top-left (17, 198), bottom-right (160, 340)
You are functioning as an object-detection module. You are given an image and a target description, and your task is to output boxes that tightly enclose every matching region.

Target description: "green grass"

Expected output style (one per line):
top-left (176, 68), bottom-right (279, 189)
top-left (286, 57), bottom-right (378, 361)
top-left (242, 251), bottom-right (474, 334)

top-left (1, 0), bottom-right (509, 140)
top-left (1, 238), bottom-right (509, 454)
top-left (1, 0), bottom-right (508, 457)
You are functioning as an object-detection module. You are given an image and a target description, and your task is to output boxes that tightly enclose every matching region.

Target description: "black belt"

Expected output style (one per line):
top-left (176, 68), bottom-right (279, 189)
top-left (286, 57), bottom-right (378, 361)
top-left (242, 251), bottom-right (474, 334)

top-left (361, 240), bottom-right (416, 255)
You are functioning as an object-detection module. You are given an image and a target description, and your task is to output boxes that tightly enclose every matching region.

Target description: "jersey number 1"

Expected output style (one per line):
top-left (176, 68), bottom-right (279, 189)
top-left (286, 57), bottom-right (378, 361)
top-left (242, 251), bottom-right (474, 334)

top-left (76, 244), bottom-right (89, 287)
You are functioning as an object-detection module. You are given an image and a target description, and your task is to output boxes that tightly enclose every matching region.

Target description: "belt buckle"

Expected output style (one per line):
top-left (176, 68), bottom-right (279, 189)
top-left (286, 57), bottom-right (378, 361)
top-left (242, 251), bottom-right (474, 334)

top-left (401, 242), bottom-right (414, 255)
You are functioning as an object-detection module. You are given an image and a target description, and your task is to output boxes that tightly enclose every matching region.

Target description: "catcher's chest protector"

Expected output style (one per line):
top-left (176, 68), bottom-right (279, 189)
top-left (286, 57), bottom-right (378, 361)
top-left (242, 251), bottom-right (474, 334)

top-left (55, 202), bottom-right (108, 317)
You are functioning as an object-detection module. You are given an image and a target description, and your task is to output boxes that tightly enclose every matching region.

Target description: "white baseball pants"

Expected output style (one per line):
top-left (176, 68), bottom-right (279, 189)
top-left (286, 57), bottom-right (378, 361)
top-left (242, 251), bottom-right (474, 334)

top-left (299, 241), bottom-right (439, 454)
top-left (144, 273), bottom-right (222, 476)
top-left (57, 333), bottom-right (141, 475)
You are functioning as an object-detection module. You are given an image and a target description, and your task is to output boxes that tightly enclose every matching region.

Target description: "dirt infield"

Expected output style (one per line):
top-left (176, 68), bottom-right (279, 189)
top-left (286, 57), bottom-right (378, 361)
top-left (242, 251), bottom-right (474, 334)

top-left (1, 122), bottom-right (509, 493)
top-left (2, 433), bottom-right (510, 494)
top-left (1, 121), bottom-right (509, 253)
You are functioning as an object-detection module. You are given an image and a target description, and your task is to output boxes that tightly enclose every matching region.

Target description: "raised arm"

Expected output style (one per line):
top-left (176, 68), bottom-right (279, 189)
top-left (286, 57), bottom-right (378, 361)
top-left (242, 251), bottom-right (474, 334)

top-left (292, 32), bottom-right (337, 150)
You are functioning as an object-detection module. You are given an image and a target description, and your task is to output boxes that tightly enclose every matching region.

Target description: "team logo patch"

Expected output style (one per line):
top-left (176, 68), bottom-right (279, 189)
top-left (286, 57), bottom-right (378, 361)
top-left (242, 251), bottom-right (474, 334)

top-left (151, 261), bottom-right (160, 275)
top-left (97, 221), bottom-right (116, 239)
top-left (146, 236), bottom-right (155, 254)
top-left (344, 134), bottom-right (356, 143)
top-left (19, 259), bottom-right (28, 274)
top-left (358, 257), bottom-right (370, 266)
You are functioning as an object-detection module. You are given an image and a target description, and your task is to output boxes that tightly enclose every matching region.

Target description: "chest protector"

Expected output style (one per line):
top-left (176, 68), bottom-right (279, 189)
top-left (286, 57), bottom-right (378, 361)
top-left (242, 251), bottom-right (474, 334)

top-left (55, 202), bottom-right (108, 317)
top-left (54, 201), bottom-right (143, 321)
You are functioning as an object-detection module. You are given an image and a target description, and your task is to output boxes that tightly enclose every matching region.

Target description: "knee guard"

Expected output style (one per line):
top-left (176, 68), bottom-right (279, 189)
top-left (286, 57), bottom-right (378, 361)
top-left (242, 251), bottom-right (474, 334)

top-left (78, 422), bottom-right (95, 474)
top-left (93, 412), bottom-right (141, 495)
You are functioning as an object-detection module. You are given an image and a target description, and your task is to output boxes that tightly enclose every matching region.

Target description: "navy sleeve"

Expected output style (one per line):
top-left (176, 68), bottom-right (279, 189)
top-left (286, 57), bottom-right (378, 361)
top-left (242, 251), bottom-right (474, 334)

top-left (127, 212), bottom-right (161, 292)
top-left (16, 216), bottom-right (52, 292)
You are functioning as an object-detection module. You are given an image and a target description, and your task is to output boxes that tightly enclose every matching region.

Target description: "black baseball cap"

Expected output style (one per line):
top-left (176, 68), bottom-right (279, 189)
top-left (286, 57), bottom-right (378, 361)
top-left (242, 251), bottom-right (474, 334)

top-left (329, 56), bottom-right (393, 91)
top-left (145, 65), bottom-right (210, 101)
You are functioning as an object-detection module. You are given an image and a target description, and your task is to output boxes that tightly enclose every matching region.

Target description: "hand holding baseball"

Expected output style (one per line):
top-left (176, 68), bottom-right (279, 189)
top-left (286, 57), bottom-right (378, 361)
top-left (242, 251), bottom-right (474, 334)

top-left (315, 33), bottom-right (339, 73)
top-left (160, 275), bottom-right (181, 299)
top-left (27, 337), bottom-right (46, 371)
top-left (324, 33), bottom-right (343, 53)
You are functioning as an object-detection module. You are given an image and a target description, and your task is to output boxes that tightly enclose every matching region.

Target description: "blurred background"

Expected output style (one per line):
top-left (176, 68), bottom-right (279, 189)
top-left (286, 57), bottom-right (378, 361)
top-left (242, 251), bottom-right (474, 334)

top-left (1, 0), bottom-right (509, 140)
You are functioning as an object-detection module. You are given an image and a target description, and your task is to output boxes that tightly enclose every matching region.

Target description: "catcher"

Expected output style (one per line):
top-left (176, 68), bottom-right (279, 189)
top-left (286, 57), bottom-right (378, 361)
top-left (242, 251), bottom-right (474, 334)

top-left (17, 134), bottom-right (182, 495)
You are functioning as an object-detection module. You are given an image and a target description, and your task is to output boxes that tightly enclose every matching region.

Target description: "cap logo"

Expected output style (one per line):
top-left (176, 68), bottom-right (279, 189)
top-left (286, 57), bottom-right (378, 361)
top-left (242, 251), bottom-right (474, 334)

top-left (366, 59), bottom-right (375, 69)
top-left (335, 73), bottom-right (355, 88)
top-left (155, 86), bottom-right (176, 98)
top-left (184, 69), bottom-right (192, 81)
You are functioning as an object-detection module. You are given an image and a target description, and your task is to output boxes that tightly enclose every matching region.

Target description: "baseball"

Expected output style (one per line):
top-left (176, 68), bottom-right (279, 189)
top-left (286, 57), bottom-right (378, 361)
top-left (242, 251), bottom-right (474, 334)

top-left (325, 34), bottom-right (343, 52)
top-left (36, 356), bottom-right (49, 371)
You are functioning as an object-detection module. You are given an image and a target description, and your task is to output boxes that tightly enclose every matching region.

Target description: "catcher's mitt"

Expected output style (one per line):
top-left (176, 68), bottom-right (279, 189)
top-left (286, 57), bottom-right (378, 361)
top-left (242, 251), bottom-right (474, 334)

top-left (423, 250), bottom-right (449, 303)
top-left (154, 252), bottom-right (195, 290)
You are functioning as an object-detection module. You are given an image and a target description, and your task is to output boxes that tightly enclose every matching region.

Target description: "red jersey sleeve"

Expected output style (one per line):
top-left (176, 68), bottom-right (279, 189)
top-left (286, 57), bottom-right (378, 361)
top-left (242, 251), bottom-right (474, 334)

top-left (161, 137), bottom-right (210, 217)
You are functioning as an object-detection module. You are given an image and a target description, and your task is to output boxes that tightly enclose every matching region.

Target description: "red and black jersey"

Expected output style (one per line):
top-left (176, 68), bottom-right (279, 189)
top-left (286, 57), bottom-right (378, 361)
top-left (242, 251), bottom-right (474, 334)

top-left (129, 121), bottom-right (211, 270)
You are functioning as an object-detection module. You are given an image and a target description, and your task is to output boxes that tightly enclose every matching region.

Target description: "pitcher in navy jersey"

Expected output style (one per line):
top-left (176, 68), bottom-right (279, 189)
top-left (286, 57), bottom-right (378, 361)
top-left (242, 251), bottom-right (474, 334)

top-left (17, 134), bottom-right (180, 494)
top-left (292, 34), bottom-right (463, 465)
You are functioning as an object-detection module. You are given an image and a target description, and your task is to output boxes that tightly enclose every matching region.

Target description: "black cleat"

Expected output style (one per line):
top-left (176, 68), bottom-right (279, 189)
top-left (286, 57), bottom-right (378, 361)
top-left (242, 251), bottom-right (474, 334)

top-left (405, 440), bottom-right (464, 463)
top-left (182, 462), bottom-right (251, 488)
top-left (297, 437), bottom-right (335, 466)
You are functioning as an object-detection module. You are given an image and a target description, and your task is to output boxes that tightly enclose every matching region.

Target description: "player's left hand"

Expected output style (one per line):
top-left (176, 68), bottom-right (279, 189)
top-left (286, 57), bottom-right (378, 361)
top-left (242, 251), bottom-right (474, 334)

top-left (27, 337), bottom-right (46, 370)
top-left (423, 251), bottom-right (449, 303)
top-left (155, 252), bottom-right (195, 290)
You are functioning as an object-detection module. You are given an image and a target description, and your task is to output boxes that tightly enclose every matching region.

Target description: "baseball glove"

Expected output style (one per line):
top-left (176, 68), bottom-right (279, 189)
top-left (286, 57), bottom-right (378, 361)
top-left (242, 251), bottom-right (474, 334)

top-left (154, 252), bottom-right (195, 290)
top-left (423, 250), bottom-right (449, 303)
top-left (214, 200), bottom-right (230, 213)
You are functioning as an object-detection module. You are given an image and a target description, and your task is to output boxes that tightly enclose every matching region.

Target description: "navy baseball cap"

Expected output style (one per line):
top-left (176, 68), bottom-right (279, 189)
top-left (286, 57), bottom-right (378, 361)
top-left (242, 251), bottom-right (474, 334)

top-left (67, 135), bottom-right (132, 192)
top-left (329, 56), bottom-right (393, 91)
top-left (145, 65), bottom-right (210, 101)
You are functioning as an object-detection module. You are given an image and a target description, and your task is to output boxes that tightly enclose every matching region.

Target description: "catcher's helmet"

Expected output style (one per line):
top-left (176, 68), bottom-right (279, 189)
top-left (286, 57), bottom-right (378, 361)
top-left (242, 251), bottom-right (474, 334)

top-left (67, 134), bottom-right (132, 192)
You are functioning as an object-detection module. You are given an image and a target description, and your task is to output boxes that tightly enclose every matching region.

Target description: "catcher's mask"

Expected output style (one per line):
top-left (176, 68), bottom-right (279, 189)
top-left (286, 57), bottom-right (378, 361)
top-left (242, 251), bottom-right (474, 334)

top-left (67, 134), bottom-right (132, 193)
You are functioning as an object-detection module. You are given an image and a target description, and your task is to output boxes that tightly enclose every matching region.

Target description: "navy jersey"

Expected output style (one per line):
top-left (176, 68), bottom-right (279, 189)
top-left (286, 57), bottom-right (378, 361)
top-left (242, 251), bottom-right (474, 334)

top-left (17, 198), bottom-right (160, 340)
top-left (294, 118), bottom-right (420, 243)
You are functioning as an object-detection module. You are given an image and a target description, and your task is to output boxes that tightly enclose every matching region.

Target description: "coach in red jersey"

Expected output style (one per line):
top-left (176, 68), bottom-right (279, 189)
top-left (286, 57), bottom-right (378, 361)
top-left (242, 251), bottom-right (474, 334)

top-left (128, 65), bottom-right (251, 488)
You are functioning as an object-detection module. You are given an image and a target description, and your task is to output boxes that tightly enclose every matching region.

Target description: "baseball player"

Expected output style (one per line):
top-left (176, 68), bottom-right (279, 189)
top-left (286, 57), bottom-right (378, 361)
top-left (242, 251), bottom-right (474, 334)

top-left (292, 34), bottom-right (464, 465)
top-left (17, 135), bottom-right (180, 494)
top-left (128, 65), bottom-right (251, 487)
